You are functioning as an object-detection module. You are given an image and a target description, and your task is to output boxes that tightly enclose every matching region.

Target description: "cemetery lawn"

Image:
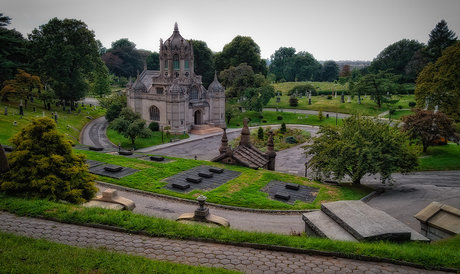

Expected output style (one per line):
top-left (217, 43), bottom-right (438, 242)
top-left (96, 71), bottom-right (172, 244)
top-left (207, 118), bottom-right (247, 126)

top-left (76, 149), bottom-right (371, 210)
top-left (0, 232), bottom-right (235, 274)
top-left (227, 110), bottom-right (343, 128)
top-left (107, 128), bottom-right (189, 150)
top-left (0, 195), bottom-right (458, 270)
top-left (418, 143), bottom-right (460, 171)
top-left (266, 94), bottom-right (415, 116)
top-left (273, 81), bottom-right (349, 94)
top-left (0, 101), bottom-right (105, 145)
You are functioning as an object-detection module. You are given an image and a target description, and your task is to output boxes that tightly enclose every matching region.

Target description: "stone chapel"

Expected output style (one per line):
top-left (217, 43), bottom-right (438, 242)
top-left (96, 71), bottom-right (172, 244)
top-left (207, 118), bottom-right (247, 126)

top-left (126, 23), bottom-right (226, 134)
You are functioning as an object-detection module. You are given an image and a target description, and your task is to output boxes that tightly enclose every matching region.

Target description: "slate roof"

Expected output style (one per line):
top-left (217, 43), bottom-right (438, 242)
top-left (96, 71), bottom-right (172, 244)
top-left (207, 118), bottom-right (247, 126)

top-left (233, 144), bottom-right (268, 169)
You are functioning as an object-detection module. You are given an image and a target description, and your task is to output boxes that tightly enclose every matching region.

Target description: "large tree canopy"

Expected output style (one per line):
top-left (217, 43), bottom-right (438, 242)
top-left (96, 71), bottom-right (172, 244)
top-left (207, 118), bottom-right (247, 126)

top-left (352, 71), bottom-right (400, 108)
top-left (369, 39), bottom-right (424, 82)
top-left (306, 116), bottom-right (417, 185)
top-left (102, 38), bottom-right (144, 78)
top-left (268, 47), bottom-right (321, 82)
top-left (190, 40), bottom-right (215, 87)
top-left (415, 42), bottom-right (460, 120)
top-left (28, 18), bottom-right (100, 104)
top-left (214, 36), bottom-right (266, 75)
top-left (320, 61), bottom-right (339, 82)
top-left (0, 13), bottom-right (29, 86)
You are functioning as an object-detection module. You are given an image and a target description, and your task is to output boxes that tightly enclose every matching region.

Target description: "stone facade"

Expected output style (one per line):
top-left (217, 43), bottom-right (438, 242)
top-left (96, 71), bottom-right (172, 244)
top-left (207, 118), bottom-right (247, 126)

top-left (127, 23), bottom-right (225, 134)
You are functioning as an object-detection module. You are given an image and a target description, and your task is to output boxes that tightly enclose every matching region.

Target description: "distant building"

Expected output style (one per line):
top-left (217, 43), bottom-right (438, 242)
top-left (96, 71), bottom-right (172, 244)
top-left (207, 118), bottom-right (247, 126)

top-left (127, 23), bottom-right (225, 134)
top-left (212, 119), bottom-right (276, 170)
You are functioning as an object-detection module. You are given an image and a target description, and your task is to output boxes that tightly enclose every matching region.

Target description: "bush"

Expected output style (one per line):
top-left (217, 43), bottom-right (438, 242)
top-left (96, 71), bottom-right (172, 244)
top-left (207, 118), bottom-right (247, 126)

top-left (277, 116), bottom-right (283, 120)
top-left (148, 122), bottom-right (159, 131)
top-left (409, 101), bottom-right (416, 108)
top-left (258, 115), bottom-right (264, 119)
top-left (105, 103), bottom-right (123, 122)
top-left (262, 119), bottom-right (267, 123)
top-left (327, 95), bottom-right (332, 100)
top-left (289, 96), bottom-right (298, 107)
top-left (318, 110), bottom-right (324, 121)
top-left (398, 105), bottom-right (403, 109)
top-left (280, 122), bottom-right (287, 134)
top-left (0, 118), bottom-right (97, 203)
top-left (257, 127), bottom-right (264, 140)
top-left (285, 136), bottom-right (298, 144)
top-left (389, 109), bottom-right (396, 115)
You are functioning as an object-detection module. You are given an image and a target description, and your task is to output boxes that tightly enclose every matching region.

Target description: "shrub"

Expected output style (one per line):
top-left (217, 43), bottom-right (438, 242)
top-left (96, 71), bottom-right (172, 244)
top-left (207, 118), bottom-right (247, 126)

top-left (318, 110), bottom-right (324, 121)
top-left (389, 109), bottom-right (396, 115)
top-left (0, 117), bottom-right (97, 203)
top-left (257, 127), bottom-right (264, 140)
top-left (277, 116), bottom-right (283, 120)
top-left (148, 122), bottom-right (159, 131)
top-left (409, 101), bottom-right (416, 107)
top-left (398, 105), bottom-right (403, 109)
top-left (105, 103), bottom-right (124, 122)
top-left (289, 96), bottom-right (298, 107)
top-left (327, 95), bottom-right (332, 100)
top-left (285, 136), bottom-right (298, 144)
top-left (262, 120), bottom-right (267, 123)
top-left (280, 122), bottom-right (287, 134)
top-left (258, 115), bottom-right (264, 119)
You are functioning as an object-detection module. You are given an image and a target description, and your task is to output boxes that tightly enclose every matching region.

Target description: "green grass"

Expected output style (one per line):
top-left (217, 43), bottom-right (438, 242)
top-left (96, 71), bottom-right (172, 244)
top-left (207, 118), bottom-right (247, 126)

top-left (418, 143), bottom-right (460, 171)
top-left (0, 101), bottom-right (105, 145)
top-left (0, 195), bottom-right (458, 270)
top-left (75, 149), bottom-right (371, 210)
top-left (384, 109), bottom-right (414, 120)
top-left (266, 94), bottom-right (415, 116)
top-left (107, 128), bottom-right (189, 150)
top-left (0, 231), bottom-right (236, 274)
top-left (228, 110), bottom-right (343, 128)
top-left (273, 81), bottom-right (348, 94)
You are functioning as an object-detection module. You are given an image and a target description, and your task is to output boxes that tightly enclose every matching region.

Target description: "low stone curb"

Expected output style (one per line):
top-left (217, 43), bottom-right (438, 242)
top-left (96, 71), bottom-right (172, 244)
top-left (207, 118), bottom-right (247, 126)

top-left (27, 213), bottom-right (459, 273)
top-left (360, 190), bottom-right (379, 203)
top-left (96, 181), bottom-right (315, 215)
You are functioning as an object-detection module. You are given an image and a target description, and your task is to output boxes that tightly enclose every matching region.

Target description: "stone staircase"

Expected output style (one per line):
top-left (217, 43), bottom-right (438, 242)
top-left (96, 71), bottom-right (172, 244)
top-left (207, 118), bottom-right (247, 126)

top-left (302, 200), bottom-right (429, 242)
top-left (190, 124), bottom-right (223, 135)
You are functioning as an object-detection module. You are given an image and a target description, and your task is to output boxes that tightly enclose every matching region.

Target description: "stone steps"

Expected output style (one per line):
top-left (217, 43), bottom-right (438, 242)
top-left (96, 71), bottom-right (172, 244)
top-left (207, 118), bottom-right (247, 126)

top-left (303, 200), bottom-right (429, 242)
top-left (302, 211), bottom-right (358, 242)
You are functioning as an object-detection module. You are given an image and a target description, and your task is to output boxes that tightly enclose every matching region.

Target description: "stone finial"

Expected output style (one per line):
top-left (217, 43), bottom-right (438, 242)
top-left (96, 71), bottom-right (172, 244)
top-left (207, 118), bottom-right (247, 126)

top-left (219, 128), bottom-right (229, 154)
top-left (174, 22), bottom-right (179, 33)
top-left (239, 118), bottom-right (250, 146)
top-left (267, 131), bottom-right (276, 156)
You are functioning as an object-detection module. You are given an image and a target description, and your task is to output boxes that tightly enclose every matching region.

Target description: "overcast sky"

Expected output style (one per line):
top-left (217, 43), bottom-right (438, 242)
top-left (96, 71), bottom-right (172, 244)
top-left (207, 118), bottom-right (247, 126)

top-left (2, 0), bottom-right (460, 61)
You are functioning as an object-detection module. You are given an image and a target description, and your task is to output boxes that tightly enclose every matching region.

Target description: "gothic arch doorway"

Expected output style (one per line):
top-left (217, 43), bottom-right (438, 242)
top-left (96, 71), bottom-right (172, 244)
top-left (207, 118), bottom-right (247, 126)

top-left (194, 110), bottom-right (202, 125)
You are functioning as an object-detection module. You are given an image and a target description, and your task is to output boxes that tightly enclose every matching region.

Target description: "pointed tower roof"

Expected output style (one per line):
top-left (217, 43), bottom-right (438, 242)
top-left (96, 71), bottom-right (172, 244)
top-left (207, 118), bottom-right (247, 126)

top-left (164, 22), bottom-right (189, 49)
top-left (239, 118), bottom-right (251, 146)
top-left (208, 71), bottom-right (225, 93)
top-left (219, 128), bottom-right (229, 154)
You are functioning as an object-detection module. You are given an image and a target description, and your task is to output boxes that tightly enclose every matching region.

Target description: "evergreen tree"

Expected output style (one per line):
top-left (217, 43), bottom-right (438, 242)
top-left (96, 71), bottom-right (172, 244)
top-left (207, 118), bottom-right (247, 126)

top-left (427, 20), bottom-right (458, 61)
top-left (0, 117), bottom-right (97, 203)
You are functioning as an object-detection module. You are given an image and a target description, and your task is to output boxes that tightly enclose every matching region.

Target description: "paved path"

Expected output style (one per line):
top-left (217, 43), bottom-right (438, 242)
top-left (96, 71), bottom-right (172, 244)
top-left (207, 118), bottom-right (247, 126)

top-left (79, 116), bottom-right (116, 148)
top-left (0, 212), bottom-right (444, 274)
top-left (96, 183), bottom-right (305, 235)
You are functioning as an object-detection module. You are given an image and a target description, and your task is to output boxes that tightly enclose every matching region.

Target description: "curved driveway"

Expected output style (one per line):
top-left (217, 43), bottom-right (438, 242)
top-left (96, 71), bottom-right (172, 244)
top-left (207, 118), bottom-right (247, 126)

top-left (80, 116), bottom-right (116, 148)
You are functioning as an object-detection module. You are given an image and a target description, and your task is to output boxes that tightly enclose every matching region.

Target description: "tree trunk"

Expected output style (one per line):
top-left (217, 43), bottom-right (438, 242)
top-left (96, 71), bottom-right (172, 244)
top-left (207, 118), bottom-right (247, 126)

top-left (423, 144), bottom-right (428, 153)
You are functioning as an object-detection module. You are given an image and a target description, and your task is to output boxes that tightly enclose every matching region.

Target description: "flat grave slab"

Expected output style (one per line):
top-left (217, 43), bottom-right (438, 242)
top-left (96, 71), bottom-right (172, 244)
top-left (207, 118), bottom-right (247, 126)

top-left (172, 182), bottom-right (190, 190)
top-left (262, 181), bottom-right (319, 205)
top-left (321, 200), bottom-right (429, 242)
top-left (139, 155), bottom-right (174, 163)
top-left (164, 165), bottom-right (241, 193)
top-left (85, 160), bottom-right (105, 168)
top-left (89, 163), bottom-right (139, 179)
top-left (105, 151), bottom-right (145, 159)
top-left (302, 211), bottom-right (358, 242)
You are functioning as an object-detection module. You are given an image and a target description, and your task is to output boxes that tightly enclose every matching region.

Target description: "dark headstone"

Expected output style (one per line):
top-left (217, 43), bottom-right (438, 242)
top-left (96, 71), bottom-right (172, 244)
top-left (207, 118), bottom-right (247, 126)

top-left (150, 156), bottom-right (164, 161)
top-left (285, 183), bottom-right (300, 190)
top-left (172, 182), bottom-right (190, 190)
top-left (186, 176), bottom-right (202, 184)
top-left (104, 166), bottom-right (123, 172)
top-left (19, 105), bottom-right (23, 116)
top-left (198, 172), bottom-right (213, 178)
top-left (89, 146), bottom-right (104, 151)
top-left (209, 167), bottom-right (224, 173)
top-left (47, 102), bottom-right (51, 110)
top-left (118, 150), bottom-right (133, 156)
top-left (275, 193), bottom-right (291, 200)
top-left (54, 113), bottom-right (58, 122)
top-left (4, 106), bottom-right (7, 115)
top-left (33, 106), bottom-right (36, 112)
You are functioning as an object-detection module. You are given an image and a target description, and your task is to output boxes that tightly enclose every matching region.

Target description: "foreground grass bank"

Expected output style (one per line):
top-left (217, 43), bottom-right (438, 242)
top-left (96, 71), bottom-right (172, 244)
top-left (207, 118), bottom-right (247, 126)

top-left (77, 149), bottom-right (371, 210)
top-left (0, 195), bottom-right (458, 270)
top-left (0, 231), bottom-right (235, 274)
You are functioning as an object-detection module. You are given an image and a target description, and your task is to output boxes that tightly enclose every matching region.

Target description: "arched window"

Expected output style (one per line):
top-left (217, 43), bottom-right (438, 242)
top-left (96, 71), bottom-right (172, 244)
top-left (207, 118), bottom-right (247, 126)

top-left (190, 86), bottom-right (199, 100)
top-left (149, 105), bottom-right (160, 121)
top-left (173, 55), bottom-right (179, 70)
